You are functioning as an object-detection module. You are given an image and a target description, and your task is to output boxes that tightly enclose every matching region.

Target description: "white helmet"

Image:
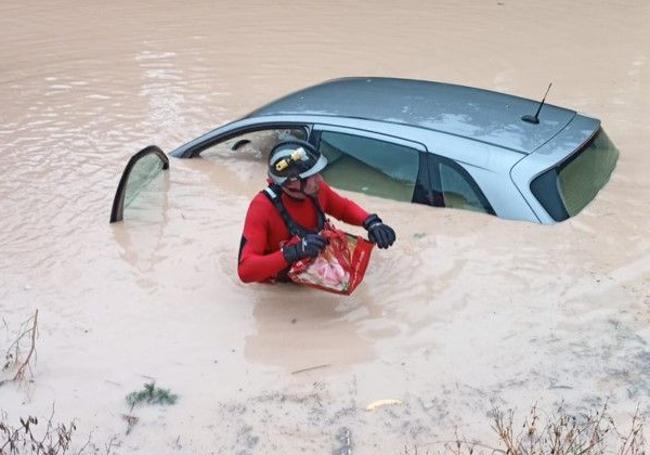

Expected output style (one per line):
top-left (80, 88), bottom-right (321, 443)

top-left (268, 140), bottom-right (328, 185)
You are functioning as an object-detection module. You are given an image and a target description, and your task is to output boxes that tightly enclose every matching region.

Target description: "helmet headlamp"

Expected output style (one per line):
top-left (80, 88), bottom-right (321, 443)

top-left (268, 140), bottom-right (328, 186)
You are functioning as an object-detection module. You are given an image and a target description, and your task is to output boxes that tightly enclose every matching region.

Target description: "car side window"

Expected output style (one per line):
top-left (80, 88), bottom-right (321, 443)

top-left (200, 127), bottom-right (307, 160)
top-left (110, 146), bottom-right (169, 223)
top-left (317, 131), bottom-right (420, 203)
top-left (434, 160), bottom-right (493, 214)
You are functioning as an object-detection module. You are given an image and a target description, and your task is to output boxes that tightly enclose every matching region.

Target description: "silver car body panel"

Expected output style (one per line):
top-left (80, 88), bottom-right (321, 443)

top-left (170, 78), bottom-right (603, 223)
top-left (250, 78), bottom-right (577, 154)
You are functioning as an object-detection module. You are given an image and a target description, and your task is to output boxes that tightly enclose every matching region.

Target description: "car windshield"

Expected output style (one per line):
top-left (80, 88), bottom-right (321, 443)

top-left (531, 128), bottom-right (618, 221)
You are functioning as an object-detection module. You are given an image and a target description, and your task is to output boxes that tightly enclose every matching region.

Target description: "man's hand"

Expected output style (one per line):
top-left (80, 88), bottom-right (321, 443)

top-left (363, 214), bottom-right (396, 249)
top-left (282, 234), bottom-right (328, 264)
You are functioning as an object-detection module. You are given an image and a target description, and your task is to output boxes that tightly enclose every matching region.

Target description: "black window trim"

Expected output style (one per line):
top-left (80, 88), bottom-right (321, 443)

top-left (424, 152), bottom-right (496, 215)
top-left (110, 145), bottom-right (169, 223)
top-left (189, 122), bottom-right (311, 158)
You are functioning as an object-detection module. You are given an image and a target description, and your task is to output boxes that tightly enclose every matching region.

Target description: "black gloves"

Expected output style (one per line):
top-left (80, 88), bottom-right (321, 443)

top-left (281, 215), bottom-right (395, 264)
top-left (282, 234), bottom-right (328, 263)
top-left (363, 214), bottom-right (396, 249)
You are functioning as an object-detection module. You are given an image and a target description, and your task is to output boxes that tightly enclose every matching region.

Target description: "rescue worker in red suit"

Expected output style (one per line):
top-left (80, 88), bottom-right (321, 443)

top-left (238, 139), bottom-right (396, 283)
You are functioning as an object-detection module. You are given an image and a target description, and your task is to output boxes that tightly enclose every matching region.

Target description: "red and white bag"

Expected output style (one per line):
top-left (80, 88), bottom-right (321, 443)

top-left (287, 223), bottom-right (374, 295)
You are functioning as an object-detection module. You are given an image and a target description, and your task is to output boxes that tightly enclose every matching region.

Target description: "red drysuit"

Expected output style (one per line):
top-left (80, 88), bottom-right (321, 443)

top-left (238, 181), bottom-right (369, 283)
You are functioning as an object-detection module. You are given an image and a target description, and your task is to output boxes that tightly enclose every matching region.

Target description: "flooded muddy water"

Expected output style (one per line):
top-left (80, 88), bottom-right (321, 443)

top-left (1, 1), bottom-right (649, 453)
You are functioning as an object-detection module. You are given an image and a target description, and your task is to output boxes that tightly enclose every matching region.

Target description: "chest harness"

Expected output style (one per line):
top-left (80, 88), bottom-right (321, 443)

top-left (262, 184), bottom-right (325, 237)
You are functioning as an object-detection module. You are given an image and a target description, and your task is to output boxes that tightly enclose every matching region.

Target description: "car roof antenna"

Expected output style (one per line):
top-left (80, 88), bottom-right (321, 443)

top-left (522, 82), bottom-right (553, 124)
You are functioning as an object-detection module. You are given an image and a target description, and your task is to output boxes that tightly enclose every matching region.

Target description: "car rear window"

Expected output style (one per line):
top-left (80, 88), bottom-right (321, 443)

top-left (531, 128), bottom-right (618, 221)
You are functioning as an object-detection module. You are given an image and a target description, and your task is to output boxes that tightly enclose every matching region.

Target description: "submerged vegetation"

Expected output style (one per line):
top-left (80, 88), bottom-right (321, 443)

top-left (126, 382), bottom-right (178, 408)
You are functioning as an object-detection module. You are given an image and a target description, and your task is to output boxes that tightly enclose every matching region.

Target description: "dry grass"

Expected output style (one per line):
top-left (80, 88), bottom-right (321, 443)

top-left (1, 406), bottom-right (78, 455)
top-left (490, 403), bottom-right (645, 455)
top-left (407, 403), bottom-right (646, 455)
top-left (0, 407), bottom-right (119, 455)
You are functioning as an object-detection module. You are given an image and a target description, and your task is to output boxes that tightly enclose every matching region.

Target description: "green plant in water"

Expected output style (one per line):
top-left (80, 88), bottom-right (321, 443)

top-left (126, 382), bottom-right (178, 408)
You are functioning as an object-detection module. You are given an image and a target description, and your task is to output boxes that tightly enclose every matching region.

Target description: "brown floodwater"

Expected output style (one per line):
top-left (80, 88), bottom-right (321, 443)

top-left (1, 1), bottom-right (649, 453)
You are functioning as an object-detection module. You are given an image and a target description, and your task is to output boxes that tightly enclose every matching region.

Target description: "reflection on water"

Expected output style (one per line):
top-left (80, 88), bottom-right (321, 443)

top-left (244, 286), bottom-right (377, 372)
top-left (137, 50), bottom-right (187, 135)
top-left (112, 173), bottom-right (170, 289)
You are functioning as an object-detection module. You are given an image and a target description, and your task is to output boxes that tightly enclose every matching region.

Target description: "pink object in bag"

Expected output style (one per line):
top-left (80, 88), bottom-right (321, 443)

top-left (287, 223), bottom-right (374, 295)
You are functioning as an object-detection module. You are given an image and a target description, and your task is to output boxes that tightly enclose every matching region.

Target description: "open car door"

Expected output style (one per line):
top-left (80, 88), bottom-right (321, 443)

top-left (110, 145), bottom-right (169, 223)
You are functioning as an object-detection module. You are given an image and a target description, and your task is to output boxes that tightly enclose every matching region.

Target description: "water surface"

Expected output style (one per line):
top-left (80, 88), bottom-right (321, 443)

top-left (1, 1), bottom-right (649, 453)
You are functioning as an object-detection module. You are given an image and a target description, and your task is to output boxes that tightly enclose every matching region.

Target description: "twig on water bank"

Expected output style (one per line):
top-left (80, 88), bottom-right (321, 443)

top-left (290, 363), bottom-right (331, 375)
top-left (1, 309), bottom-right (39, 387)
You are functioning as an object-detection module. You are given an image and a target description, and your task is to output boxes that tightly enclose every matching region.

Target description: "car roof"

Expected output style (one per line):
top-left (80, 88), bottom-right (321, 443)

top-left (248, 77), bottom-right (579, 154)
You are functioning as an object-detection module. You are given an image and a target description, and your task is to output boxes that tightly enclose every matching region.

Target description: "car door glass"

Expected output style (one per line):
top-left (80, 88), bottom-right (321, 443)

top-left (439, 162), bottom-right (488, 213)
top-left (110, 146), bottom-right (169, 223)
top-left (318, 131), bottom-right (419, 202)
top-left (200, 127), bottom-right (307, 160)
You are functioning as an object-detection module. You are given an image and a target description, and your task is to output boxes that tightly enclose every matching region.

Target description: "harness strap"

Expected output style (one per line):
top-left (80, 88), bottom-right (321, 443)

top-left (262, 184), bottom-right (325, 237)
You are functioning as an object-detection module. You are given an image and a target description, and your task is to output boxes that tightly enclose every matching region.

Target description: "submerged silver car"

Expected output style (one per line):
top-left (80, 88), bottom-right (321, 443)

top-left (111, 77), bottom-right (619, 224)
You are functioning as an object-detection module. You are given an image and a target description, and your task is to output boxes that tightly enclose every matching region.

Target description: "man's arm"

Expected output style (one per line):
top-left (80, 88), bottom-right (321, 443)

top-left (237, 198), bottom-right (289, 283)
top-left (319, 181), bottom-right (369, 226)
top-left (319, 180), bottom-right (396, 249)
